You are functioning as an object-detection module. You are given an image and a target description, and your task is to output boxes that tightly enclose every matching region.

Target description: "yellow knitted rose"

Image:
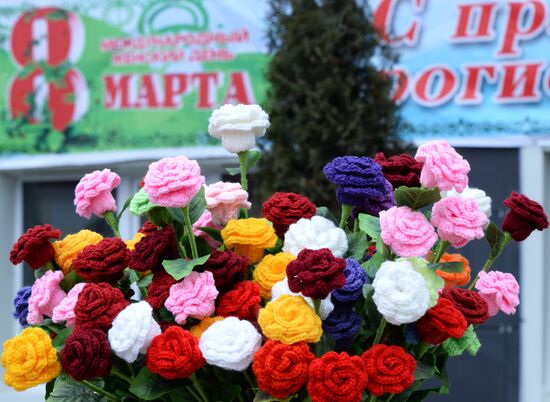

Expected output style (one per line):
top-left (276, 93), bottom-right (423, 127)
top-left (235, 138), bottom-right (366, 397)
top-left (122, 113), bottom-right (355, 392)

top-left (221, 218), bottom-right (278, 264)
top-left (2, 328), bottom-right (61, 391)
top-left (253, 252), bottom-right (295, 298)
top-left (125, 232), bottom-right (145, 251)
top-left (53, 229), bottom-right (103, 274)
top-left (258, 295), bottom-right (322, 344)
top-left (190, 316), bottom-right (225, 339)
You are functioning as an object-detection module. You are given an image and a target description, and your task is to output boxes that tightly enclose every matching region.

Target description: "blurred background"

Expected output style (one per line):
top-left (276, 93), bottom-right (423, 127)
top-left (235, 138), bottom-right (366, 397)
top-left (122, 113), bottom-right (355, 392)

top-left (0, 1), bottom-right (548, 401)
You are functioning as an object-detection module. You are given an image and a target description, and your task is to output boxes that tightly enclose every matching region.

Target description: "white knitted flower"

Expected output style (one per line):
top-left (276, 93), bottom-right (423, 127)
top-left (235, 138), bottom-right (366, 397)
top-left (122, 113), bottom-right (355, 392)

top-left (271, 277), bottom-right (334, 320)
top-left (282, 216), bottom-right (348, 257)
top-left (372, 260), bottom-right (430, 325)
top-left (442, 187), bottom-right (491, 219)
top-left (199, 317), bottom-right (262, 371)
top-left (208, 104), bottom-right (270, 153)
top-left (108, 301), bottom-right (161, 363)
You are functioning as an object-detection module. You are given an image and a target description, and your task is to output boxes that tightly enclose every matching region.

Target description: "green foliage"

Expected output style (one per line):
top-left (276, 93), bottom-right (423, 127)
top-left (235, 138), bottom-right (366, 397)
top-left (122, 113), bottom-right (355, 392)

top-left (394, 186), bottom-right (441, 210)
top-left (129, 367), bottom-right (188, 401)
top-left (162, 255), bottom-right (210, 280)
top-left (47, 375), bottom-right (106, 402)
top-left (485, 222), bottom-right (512, 260)
top-left (227, 150), bottom-right (261, 175)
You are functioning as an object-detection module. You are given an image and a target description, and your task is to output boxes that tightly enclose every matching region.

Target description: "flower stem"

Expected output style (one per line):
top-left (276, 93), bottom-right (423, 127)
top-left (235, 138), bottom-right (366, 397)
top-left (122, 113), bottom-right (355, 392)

top-left (339, 204), bottom-right (353, 229)
top-left (430, 240), bottom-right (450, 264)
top-left (80, 379), bottom-right (121, 402)
top-left (244, 370), bottom-right (256, 389)
top-left (238, 152), bottom-right (249, 218)
top-left (190, 374), bottom-right (209, 402)
top-left (367, 395), bottom-right (377, 402)
top-left (103, 210), bottom-right (121, 238)
top-left (373, 317), bottom-right (387, 345)
top-left (386, 395), bottom-right (394, 402)
top-left (187, 386), bottom-right (203, 402)
top-left (182, 206), bottom-right (199, 259)
top-left (468, 257), bottom-right (495, 290)
top-left (110, 365), bottom-right (132, 383)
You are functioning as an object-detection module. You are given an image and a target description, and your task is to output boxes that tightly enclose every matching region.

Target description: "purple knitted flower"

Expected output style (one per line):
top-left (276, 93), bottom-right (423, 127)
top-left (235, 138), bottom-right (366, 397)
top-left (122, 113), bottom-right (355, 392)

top-left (322, 307), bottom-right (362, 341)
top-left (331, 259), bottom-right (368, 306)
top-left (352, 178), bottom-right (396, 218)
top-left (13, 286), bottom-right (33, 326)
top-left (323, 156), bottom-right (388, 207)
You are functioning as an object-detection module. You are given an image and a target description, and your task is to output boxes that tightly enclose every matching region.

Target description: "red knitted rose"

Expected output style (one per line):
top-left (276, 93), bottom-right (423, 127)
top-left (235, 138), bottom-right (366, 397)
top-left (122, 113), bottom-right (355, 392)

top-left (307, 351), bottom-right (368, 402)
top-left (262, 192), bottom-right (317, 238)
top-left (10, 224), bottom-right (62, 269)
top-left (72, 238), bottom-right (129, 283)
top-left (146, 268), bottom-right (177, 310)
top-left (216, 281), bottom-right (261, 322)
top-left (195, 250), bottom-right (248, 293)
top-left (502, 192), bottom-right (549, 241)
top-left (252, 340), bottom-right (315, 400)
top-left (286, 248), bottom-right (346, 299)
top-left (60, 329), bottom-right (112, 381)
top-left (374, 152), bottom-right (424, 188)
top-left (416, 298), bottom-right (468, 345)
top-left (74, 283), bottom-right (129, 332)
top-left (362, 344), bottom-right (416, 396)
top-left (138, 221), bottom-right (159, 235)
top-left (440, 288), bottom-right (489, 325)
top-left (129, 226), bottom-right (179, 272)
top-left (146, 326), bottom-right (204, 379)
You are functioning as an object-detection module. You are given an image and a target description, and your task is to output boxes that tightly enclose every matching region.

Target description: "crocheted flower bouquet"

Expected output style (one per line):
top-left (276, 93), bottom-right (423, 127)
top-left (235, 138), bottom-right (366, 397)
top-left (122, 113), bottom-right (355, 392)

top-left (4, 104), bottom-right (549, 402)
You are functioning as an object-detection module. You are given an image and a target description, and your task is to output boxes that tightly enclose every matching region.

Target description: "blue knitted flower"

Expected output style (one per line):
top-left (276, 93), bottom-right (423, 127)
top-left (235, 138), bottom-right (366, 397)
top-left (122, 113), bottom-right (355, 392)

top-left (323, 307), bottom-right (362, 341)
top-left (331, 258), bottom-right (368, 306)
top-left (13, 286), bottom-right (33, 326)
top-left (352, 179), bottom-right (396, 218)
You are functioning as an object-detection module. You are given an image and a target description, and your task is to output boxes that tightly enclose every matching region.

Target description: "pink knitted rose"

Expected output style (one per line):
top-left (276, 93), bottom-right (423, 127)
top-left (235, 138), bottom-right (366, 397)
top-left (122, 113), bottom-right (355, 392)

top-left (380, 206), bottom-right (438, 257)
top-left (415, 140), bottom-right (470, 193)
top-left (165, 271), bottom-right (219, 324)
top-left (144, 156), bottom-right (205, 208)
top-left (27, 270), bottom-right (67, 325)
top-left (475, 271), bottom-right (519, 316)
top-left (205, 182), bottom-right (251, 226)
top-left (74, 169), bottom-right (121, 218)
top-left (431, 196), bottom-right (488, 248)
top-left (52, 283), bottom-right (87, 327)
top-left (193, 211), bottom-right (222, 248)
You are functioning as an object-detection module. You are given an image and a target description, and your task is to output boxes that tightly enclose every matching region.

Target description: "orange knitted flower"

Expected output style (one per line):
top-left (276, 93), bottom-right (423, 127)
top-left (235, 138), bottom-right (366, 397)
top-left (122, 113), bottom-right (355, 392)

top-left (221, 218), bottom-right (278, 264)
top-left (258, 295), bottom-right (322, 344)
top-left (435, 253), bottom-right (471, 288)
top-left (190, 316), bottom-right (225, 339)
top-left (53, 230), bottom-right (103, 274)
top-left (253, 253), bottom-right (296, 298)
top-left (125, 232), bottom-right (145, 251)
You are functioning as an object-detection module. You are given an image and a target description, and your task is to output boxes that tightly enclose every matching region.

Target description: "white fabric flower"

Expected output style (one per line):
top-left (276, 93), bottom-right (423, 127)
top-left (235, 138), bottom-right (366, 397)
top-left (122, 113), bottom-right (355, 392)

top-left (208, 104), bottom-right (270, 153)
top-left (442, 187), bottom-right (492, 220)
top-left (372, 260), bottom-right (430, 325)
top-left (271, 277), bottom-right (334, 320)
top-left (199, 317), bottom-right (262, 371)
top-left (282, 216), bottom-right (348, 257)
top-left (108, 301), bottom-right (161, 363)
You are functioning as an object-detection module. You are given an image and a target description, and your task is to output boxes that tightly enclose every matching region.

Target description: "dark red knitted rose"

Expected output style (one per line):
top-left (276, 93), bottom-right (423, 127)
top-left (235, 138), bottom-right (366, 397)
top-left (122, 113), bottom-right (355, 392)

top-left (74, 283), bottom-right (129, 332)
top-left (253, 340), bottom-right (315, 400)
top-left (374, 152), bottom-right (423, 188)
top-left (286, 248), bottom-right (346, 299)
top-left (129, 226), bottom-right (179, 272)
top-left (216, 281), bottom-right (261, 322)
top-left (72, 238), bottom-right (129, 283)
top-left (262, 192), bottom-right (317, 237)
top-left (138, 221), bottom-right (159, 235)
top-left (146, 268), bottom-right (177, 310)
top-left (502, 192), bottom-right (549, 241)
top-left (440, 288), bottom-right (489, 325)
top-left (307, 351), bottom-right (368, 402)
top-left (60, 329), bottom-right (113, 381)
top-left (10, 224), bottom-right (62, 269)
top-left (195, 250), bottom-right (248, 293)
top-left (146, 326), bottom-right (204, 379)
top-left (362, 344), bottom-right (416, 396)
top-left (416, 297), bottom-right (468, 345)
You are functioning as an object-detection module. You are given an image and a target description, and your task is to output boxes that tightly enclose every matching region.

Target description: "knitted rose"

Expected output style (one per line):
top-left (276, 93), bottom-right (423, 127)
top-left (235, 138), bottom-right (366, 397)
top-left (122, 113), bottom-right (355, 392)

top-left (216, 281), bottom-right (261, 322)
top-left (199, 317), bottom-right (262, 371)
top-left (271, 277), bottom-right (334, 320)
top-left (195, 250), bottom-right (248, 293)
top-left (416, 297), bottom-right (468, 345)
top-left (147, 326), bottom-right (204, 379)
top-left (144, 156), bottom-right (205, 208)
top-left (146, 268), bottom-right (177, 310)
top-left (192, 211), bottom-right (221, 249)
top-left (12, 286), bottom-right (32, 327)
top-left (362, 344), bottom-right (416, 396)
top-left (208, 103), bottom-right (270, 153)
top-left (351, 178), bottom-right (396, 218)
top-left (475, 271), bottom-right (520, 316)
top-left (1, 328), bottom-right (61, 391)
top-left (108, 301), bottom-right (161, 363)
top-left (165, 271), bottom-right (219, 324)
top-left (331, 258), bottom-right (368, 306)
top-left (380, 206), bottom-right (438, 258)
top-left (415, 140), bottom-right (470, 192)
top-left (253, 252), bottom-right (296, 298)
top-left (10, 224), bottom-right (61, 269)
top-left (434, 253), bottom-right (471, 287)
top-left (72, 237), bottom-right (130, 283)
top-left (307, 352), bottom-right (368, 402)
top-left (374, 152), bottom-right (424, 188)
top-left (61, 329), bottom-right (112, 381)
top-left (372, 260), bottom-right (430, 325)
top-left (283, 216), bottom-right (348, 258)
top-left (139, 221), bottom-right (159, 235)
top-left (129, 188), bottom-right (156, 216)
top-left (440, 288), bottom-right (489, 325)
top-left (258, 295), bottom-right (322, 344)
top-left (190, 316), bottom-right (225, 339)
top-left (129, 226), bottom-right (179, 272)
top-left (74, 283), bottom-right (129, 332)
top-left (52, 283), bottom-right (87, 327)
top-left (252, 341), bottom-right (315, 400)
top-left (322, 307), bottom-right (362, 342)
top-left (286, 248), bottom-right (346, 300)
top-left (262, 192), bottom-right (317, 237)
top-left (442, 187), bottom-right (492, 220)
top-left (205, 181), bottom-right (251, 225)
top-left (431, 196), bottom-right (488, 248)
top-left (27, 270), bottom-right (67, 325)
top-left (53, 230), bottom-right (103, 274)
top-left (221, 218), bottom-right (278, 264)
top-left (502, 192), bottom-right (549, 241)
top-left (74, 169), bottom-right (121, 218)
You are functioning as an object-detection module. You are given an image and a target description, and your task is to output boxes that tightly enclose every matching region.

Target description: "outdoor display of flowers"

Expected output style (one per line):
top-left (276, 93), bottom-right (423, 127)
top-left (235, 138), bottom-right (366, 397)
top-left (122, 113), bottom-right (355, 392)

top-left (2, 103), bottom-right (548, 402)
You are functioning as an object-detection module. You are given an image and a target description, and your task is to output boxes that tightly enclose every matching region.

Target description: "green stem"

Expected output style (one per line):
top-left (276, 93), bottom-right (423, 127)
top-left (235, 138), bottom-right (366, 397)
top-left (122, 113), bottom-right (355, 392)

top-left (312, 299), bottom-right (322, 356)
top-left (367, 395), bottom-right (377, 402)
top-left (417, 342), bottom-right (430, 359)
top-left (80, 380), bottom-right (121, 402)
top-left (190, 374), bottom-right (209, 402)
top-left (236, 394), bottom-right (246, 402)
top-left (182, 206), bottom-right (199, 259)
top-left (103, 211), bottom-right (121, 238)
top-left (177, 240), bottom-right (189, 259)
top-left (354, 218), bottom-right (360, 233)
top-left (110, 365), bottom-right (132, 383)
top-left (386, 395), bottom-right (394, 402)
top-left (430, 240), bottom-right (450, 264)
top-left (44, 261), bottom-right (55, 271)
top-left (339, 204), bottom-right (353, 229)
top-left (187, 386), bottom-right (203, 402)
top-left (238, 151), bottom-right (249, 192)
top-left (373, 317), bottom-right (387, 345)
top-left (243, 370), bottom-right (256, 389)
top-left (468, 257), bottom-right (495, 290)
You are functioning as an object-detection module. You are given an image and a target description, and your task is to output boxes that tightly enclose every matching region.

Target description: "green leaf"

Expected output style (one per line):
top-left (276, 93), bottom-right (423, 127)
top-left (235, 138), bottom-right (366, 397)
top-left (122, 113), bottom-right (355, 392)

top-left (34, 267), bottom-right (47, 280)
top-left (52, 327), bottom-right (73, 351)
top-left (226, 149), bottom-right (261, 175)
top-left (147, 207), bottom-right (173, 226)
top-left (358, 214), bottom-right (381, 239)
top-left (442, 325), bottom-right (481, 357)
top-left (188, 187), bottom-right (207, 223)
top-left (59, 271), bottom-right (82, 292)
top-left (345, 232), bottom-right (369, 260)
top-left (45, 378), bottom-right (56, 400)
top-left (401, 257), bottom-right (445, 307)
top-left (168, 208), bottom-right (184, 223)
top-left (315, 206), bottom-right (338, 225)
top-left (197, 226), bottom-right (223, 243)
top-left (136, 274), bottom-right (154, 288)
top-left (129, 367), bottom-right (185, 401)
top-left (485, 222), bottom-right (511, 259)
top-left (362, 283), bottom-right (374, 300)
top-left (429, 261), bottom-right (464, 274)
top-left (253, 390), bottom-right (279, 402)
top-left (117, 193), bottom-right (135, 221)
top-left (394, 186), bottom-right (441, 210)
top-left (361, 252), bottom-right (383, 278)
top-left (414, 360), bottom-right (435, 381)
top-left (47, 375), bottom-right (106, 402)
top-left (163, 255), bottom-right (210, 281)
